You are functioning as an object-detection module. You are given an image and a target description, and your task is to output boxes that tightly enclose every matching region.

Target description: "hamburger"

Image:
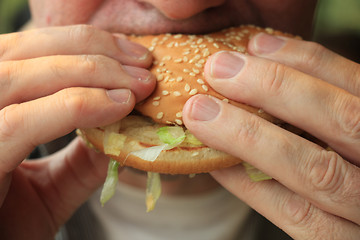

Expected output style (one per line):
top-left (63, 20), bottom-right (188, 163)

top-left (78, 25), bottom-right (297, 210)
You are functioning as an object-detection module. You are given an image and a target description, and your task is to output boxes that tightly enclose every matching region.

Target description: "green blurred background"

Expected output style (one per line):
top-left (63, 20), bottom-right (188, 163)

top-left (0, 0), bottom-right (359, 61)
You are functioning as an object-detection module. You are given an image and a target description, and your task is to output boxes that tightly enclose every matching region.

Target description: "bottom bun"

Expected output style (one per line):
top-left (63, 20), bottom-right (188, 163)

top-left (78, 115), bottom-right (242, 174)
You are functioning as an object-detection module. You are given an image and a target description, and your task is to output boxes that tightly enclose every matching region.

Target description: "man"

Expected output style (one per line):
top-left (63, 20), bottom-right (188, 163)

top-left (0, 0), bottom-right (359, 239)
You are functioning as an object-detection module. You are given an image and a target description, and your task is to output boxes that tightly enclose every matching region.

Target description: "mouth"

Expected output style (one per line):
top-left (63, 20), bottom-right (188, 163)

top-left (89, 1), bottom-right (249, 36)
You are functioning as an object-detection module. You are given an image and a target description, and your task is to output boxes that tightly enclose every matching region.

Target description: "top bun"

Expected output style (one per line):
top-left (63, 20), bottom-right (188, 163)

top-left (79, 25), bottom-right (295, 174)
top-left (130, 25), bottom-right (292, 126)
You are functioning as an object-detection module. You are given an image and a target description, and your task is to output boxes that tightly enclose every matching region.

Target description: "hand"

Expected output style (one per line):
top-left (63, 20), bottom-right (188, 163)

top-left (183, 33), bottom-right (360, 239)
top-left (0, 25), bottom-right (155, 239)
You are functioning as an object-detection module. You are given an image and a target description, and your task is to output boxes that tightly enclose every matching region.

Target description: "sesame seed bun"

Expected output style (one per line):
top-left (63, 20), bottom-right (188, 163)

top-left (79, 25), bottom-right (295, 174)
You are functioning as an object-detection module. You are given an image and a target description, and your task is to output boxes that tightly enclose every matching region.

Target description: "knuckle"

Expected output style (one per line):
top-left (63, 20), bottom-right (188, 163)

top-left (334, 96), bottom-right (360, 140)
top-left (347, 65), bottom-right (360, 95)
top-left (300, 41), bottom-right (326, 70)
top-left (0, 104), bottom-right (21, 141)
top-left (67, 24), bottom-right (98, 49)
top-left (261, 62), bottom-right (287, 96)
top-left (78, 55), bottom-right (99, 76)
top-left (0, 62), bottom-right (17, 97)
top-left (307, 150), bottom-right (345, 196)
top-left (282, 194), bottom-right (338, 240)
top-left (57, 88), bottom-right (89, 123)
top-left (0, 32), bottom-right (21, 61)
top-left (282, 193), bottom-right (314, 227)
top-left (232, 114), bottom-right (261, 146)
top-left (77, 55), bottom-right (108, 76)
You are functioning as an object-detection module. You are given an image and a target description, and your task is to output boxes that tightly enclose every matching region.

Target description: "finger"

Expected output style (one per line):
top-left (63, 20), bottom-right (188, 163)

top-left (183, 95), bottom-right (360, 224)
top-left (204, 51), bottom-right (360, 164)
top-left (248, 33), bottom-right (360, 96)
top-left (0, 87), bottom-right (135, 172)
top-left (211, 165), bottom-right (360, 239)
top-left (0, 55), bottom-right (156, 108)
top-left (0, 25), bottom-right (152, 67)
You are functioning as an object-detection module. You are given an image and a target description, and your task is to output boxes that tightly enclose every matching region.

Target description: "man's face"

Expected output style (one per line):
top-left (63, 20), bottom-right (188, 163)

top-left (29, 0), bottom-right (317, 37)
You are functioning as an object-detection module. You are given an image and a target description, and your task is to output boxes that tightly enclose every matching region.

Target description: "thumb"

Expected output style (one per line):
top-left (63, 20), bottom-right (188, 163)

top-left (27, 137), bottom-right (113, 227)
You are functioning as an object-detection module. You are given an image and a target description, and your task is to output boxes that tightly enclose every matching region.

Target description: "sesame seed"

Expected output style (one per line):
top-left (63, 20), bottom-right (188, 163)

top-left (176, 112), bottom-right (183, 118)
top-left (183, 69), bottom-right (191, 73)
top-left (159, 62), bottom-right (165, 67)
top-left (203, 49), bottom-right (210, 57)
top-left (156, 112), bottom-right (164, 119)
top-left (166, 70), bottom-right (172, 74)
top-left (189, 89), bottom-right (198, 95)
top-left (195, 63), bottom-right (203, 68)
top-left (173, 91), bottom-right (182, 97)
top-left (258, 109), bottom-right (265, 114)
top-left (199, 44), bottom-right (207, 48)
top-left (202, 85), bottom-right (209, 92)
top-left (223, 98), bottom-right (229, 103)
top-left (265, 27), bottom-right (274, 34)
top-left (167, 42), bottom-right (175, 48)
top-left (193, 68), bottom-right (200, 74)
top-left (174, 58), bottom-right (183, 63)
top-left (198, 59), bottom-right (205, 64)
top-left (197, 39), bottom-right (204, 44)
top-left (162, 90), bottom-right (169, 96)
top-left (197, 79), bottom-right (205, 84)
top-left (152, 101), bottom-right (160, 106)
top-left (176, 77), bottom-right (183, 82)
top-left (175, 119), bottom-right (183, 125)
top-left (169, 78), bottom-right (175, 82)
top-left (162, 55), bottom-right (172, 61)
top-left (174, 34), bottom-right (183, 39)
top-left (153, 96), bottom-right (161, 100)
top-left (213, 43), bottom-right (220, 48)
top-left (157, 74), bottom-right (164, 81)
top-left (194, 48), bottom-right (200, 54)
top-left (183, 56), bottom-right (189, 62)
top-left (148, 46), bottom-right (155, 52)
top-left (182, 51), bottom-right (191, 55)
top-left (189, 72), bottom-right (196, 77)
top-left (185, 84), bottom-right (191, 92)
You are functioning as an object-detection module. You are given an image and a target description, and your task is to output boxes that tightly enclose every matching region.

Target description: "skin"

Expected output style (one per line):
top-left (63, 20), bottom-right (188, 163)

top-left (0, 0), bottom-right (359, 239)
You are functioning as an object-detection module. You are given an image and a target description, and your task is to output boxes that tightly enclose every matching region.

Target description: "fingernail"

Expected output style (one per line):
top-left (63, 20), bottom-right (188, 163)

top-left (115, 37), bottom-right (149, 60)
top-left (253, 33), bottom-right (285, 54)
top-left (107, 89), bottom-right (131, 104)
top-left (123, 66), bottom-right (151, 82)
top-left (210, 51), bottom-right (245, 79)
top-left (190, 96), bottom-right (220, 121)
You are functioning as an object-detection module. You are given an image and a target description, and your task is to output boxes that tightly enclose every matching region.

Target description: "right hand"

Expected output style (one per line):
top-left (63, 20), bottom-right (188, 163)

top-left (0, 25), bottom-right (155, 239)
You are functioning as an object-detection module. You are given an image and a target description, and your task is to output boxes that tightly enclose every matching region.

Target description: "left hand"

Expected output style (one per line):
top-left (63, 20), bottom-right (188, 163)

top-left (183, 33), bottom-right (360, 239)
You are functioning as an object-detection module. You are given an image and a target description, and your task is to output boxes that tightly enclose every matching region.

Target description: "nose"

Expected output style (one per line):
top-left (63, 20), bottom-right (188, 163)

top-left (139, 0), bottom-right (227, 19)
